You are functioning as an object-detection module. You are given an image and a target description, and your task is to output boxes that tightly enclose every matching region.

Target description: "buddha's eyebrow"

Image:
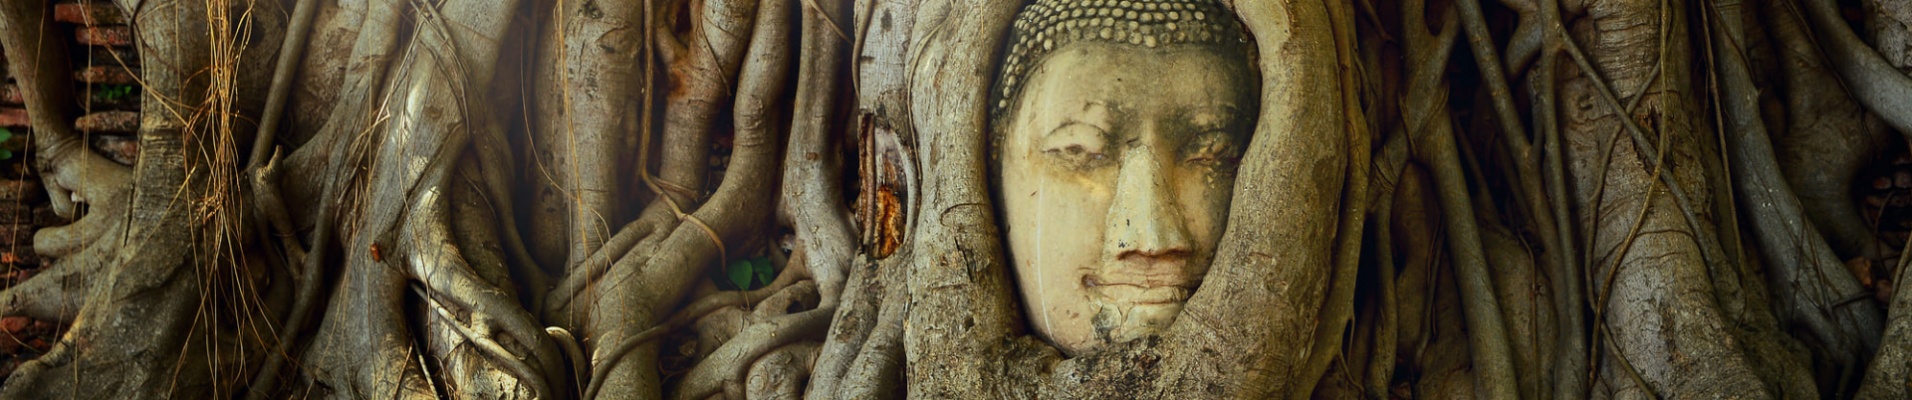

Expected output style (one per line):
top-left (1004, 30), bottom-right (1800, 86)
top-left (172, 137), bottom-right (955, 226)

top-left (1046, 102), bottom-right (1113, 135)
top-left (1185, 104), bottom-right (1241, 128)
top-left (1047, 120), bottom-right (1095, 135)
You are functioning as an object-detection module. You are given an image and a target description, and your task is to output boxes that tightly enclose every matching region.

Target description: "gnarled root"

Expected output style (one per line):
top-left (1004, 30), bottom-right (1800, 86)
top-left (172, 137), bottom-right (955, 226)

top-left (574, 0), bottom-right (788, 397)
top-left (746, 342), bottom-right (822, 400)
top-left (671, 282), bottom-right (830, 400)
top-left (0, 243), bottom-right (106, 323)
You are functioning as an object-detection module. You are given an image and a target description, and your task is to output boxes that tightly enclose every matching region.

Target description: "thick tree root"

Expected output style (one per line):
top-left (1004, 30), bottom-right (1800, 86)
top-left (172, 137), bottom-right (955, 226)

top-left (0, 247), bottom-right (101, 322)
top-left (1399, 3), bottom-right (1521, 397)
top-left (669, 284), bottom-right (829, 400)
top-left (577, 0), bottom-right (788, 397)
top-left (1711, 2), bottom-right (1881, 391)
top-left (1765, 0), bottom-right (1893, 261)
top-left (746, 342), bottom-right (822, 400)
top-left (1798, 0), bottom-right (1912, 133)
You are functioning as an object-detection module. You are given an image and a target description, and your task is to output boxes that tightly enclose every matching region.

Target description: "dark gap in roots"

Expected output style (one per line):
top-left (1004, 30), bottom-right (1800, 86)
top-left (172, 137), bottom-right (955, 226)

top-left (1855, 138), bottom-right (1912, 301)
top-left (404, 283), bottom-right (455, 400)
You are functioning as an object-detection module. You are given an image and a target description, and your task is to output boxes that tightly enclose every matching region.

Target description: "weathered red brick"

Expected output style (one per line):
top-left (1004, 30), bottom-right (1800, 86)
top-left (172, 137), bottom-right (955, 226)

top-left (75, 110), bottom-right (136, 133)
top-left (92, 134), bottom-right (136, 166)
top-left (74, 26), bottom-right (133, 47)
top-left (0, 251), bottom-right (38, 273)
top-left (80, 47), bottom-right (139, 67)
top-left (0, 224), bottom-right (34, 246)
top-left (0, 317), bottom-right (25, 333)
top-left (0, 180), bottom-right (43, 203)
top-left (31, 207), bottom-right (63, 227)
top-left (0, 108), bottom-right (25, 128)
top-left (73, 65), bottom-right (137, 85)
top-left (53, 2), bottom-right (126, 25)
top-left (0, 204), bottom-right (31, 226)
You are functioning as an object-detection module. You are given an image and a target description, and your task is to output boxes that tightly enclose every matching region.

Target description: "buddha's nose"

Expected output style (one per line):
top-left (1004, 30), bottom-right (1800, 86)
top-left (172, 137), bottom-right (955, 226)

top-left (1105, 144), bottom-right (1194, 267)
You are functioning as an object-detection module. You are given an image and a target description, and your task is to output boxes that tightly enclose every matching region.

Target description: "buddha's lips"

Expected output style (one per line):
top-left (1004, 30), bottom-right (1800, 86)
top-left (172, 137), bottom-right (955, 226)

top-left (1084, 276), bottom-right (1198, 305)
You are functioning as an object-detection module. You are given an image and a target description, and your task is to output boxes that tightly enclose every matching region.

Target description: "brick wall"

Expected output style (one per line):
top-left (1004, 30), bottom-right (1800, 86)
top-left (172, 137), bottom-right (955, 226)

top-left (0, 0), bottom-right (141, 378)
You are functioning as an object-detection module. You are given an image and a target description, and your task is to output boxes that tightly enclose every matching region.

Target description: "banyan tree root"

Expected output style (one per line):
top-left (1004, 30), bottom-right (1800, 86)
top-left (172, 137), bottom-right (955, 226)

top-left (783, 0), bottom-right (859, 312)
top-left (1799, 0), bottom-right (1912, 133)
top-left (1711, 1), bottom-right (1881, 392)
top-left (0, 0), bottom-right (285, 397)
top-left (0, 0), bottom-right (132, 264)
top-left (1858, 236), bottom-right (1912, 397)
top-left (669, 282), bottom-right (830, 400)
top-left (575, 0), bottom-right (789, 397)
top-left (806, 0), bottom-right (920, 395)
top-left (525, 0), bottom-right (656, 277)
top-left (1765, 0), bottom-right (1894, 261)
top-left (747, 342), bottom-right (823, 400)
top-left (1398, 3), bottom-right (1521, 397)
top-left (1554, 0), bottom-right (1816, 396)
top-left (292, 0), bottom-right (570, 398)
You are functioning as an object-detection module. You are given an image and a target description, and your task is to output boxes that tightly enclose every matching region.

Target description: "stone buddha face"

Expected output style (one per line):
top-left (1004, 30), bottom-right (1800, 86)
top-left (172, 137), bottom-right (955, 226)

top-left (994, 2), bottom-right (1256, 355)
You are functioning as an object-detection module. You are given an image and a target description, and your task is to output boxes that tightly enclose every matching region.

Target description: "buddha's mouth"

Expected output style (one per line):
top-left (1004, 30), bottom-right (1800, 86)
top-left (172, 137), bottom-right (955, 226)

top-left (1083, 276), bottom-right (1198, 305)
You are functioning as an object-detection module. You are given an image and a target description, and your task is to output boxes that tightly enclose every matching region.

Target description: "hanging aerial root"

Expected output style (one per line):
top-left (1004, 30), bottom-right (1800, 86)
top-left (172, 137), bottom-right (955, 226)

top-left (1363, 132), bottom-right (1409, 400)
top-left (1708, 2), bottom-right (1880, 391)
top-left (785, 0), bottom-right (857, 310)
top-left (1797, 0), bottom-right (1912, 134)
top-left (1763, 0), bottom-right (1890, 261)
top-left (249, 0), bottom-right (323, 167)
top-left (1399, 1), bottom-right (1521, 397)
top-left (578, 0), bottom-right (789, 397)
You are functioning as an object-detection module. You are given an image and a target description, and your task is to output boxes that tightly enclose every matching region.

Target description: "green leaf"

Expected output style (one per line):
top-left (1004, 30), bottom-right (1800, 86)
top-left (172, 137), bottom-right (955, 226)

top-left (751, 257), bottom-right (774, 287)
top-left (726, 259), bottom-right (755, 291)
top-left (0, 128), bottom-right (13, 142)
top-left (98, 84), bottom-right (134, 101)
top-left (0, 149), bottom-right (13, 161)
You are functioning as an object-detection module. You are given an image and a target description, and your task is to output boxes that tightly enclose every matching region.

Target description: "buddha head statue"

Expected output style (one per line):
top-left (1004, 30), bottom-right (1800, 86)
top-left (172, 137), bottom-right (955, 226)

top-left (991, 0), bottom-right (1258, 355)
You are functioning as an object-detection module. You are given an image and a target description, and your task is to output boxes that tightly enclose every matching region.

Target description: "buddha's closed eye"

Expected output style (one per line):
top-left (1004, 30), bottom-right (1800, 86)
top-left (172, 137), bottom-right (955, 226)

top-left (1183, 132), bottom-right (1242, 169)
top-left (1041, 123), bottom-right (1115, 169)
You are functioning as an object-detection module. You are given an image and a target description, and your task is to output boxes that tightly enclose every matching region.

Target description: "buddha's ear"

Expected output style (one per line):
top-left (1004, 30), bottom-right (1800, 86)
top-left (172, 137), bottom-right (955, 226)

top-left (899, 0), bottom-right (1059, 396)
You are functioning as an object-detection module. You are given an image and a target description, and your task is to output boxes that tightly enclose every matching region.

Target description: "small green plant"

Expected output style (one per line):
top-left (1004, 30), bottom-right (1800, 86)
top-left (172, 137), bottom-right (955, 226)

top-left (97, 84), bottom-right (135, 102)
top-left (0, 128), bottom-right (14, 160)
top-left (722, 256), bottom-right (776, 291)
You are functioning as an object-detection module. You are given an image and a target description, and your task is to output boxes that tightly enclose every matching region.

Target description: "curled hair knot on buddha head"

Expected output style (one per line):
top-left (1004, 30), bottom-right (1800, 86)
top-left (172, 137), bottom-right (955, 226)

top-left (991, 0), bottom-right (1256, 125)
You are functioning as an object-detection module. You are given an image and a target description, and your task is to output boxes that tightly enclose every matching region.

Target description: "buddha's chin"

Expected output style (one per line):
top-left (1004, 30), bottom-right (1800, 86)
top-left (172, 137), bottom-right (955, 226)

top-left (1090, 299), bottom-right (1187, 346)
